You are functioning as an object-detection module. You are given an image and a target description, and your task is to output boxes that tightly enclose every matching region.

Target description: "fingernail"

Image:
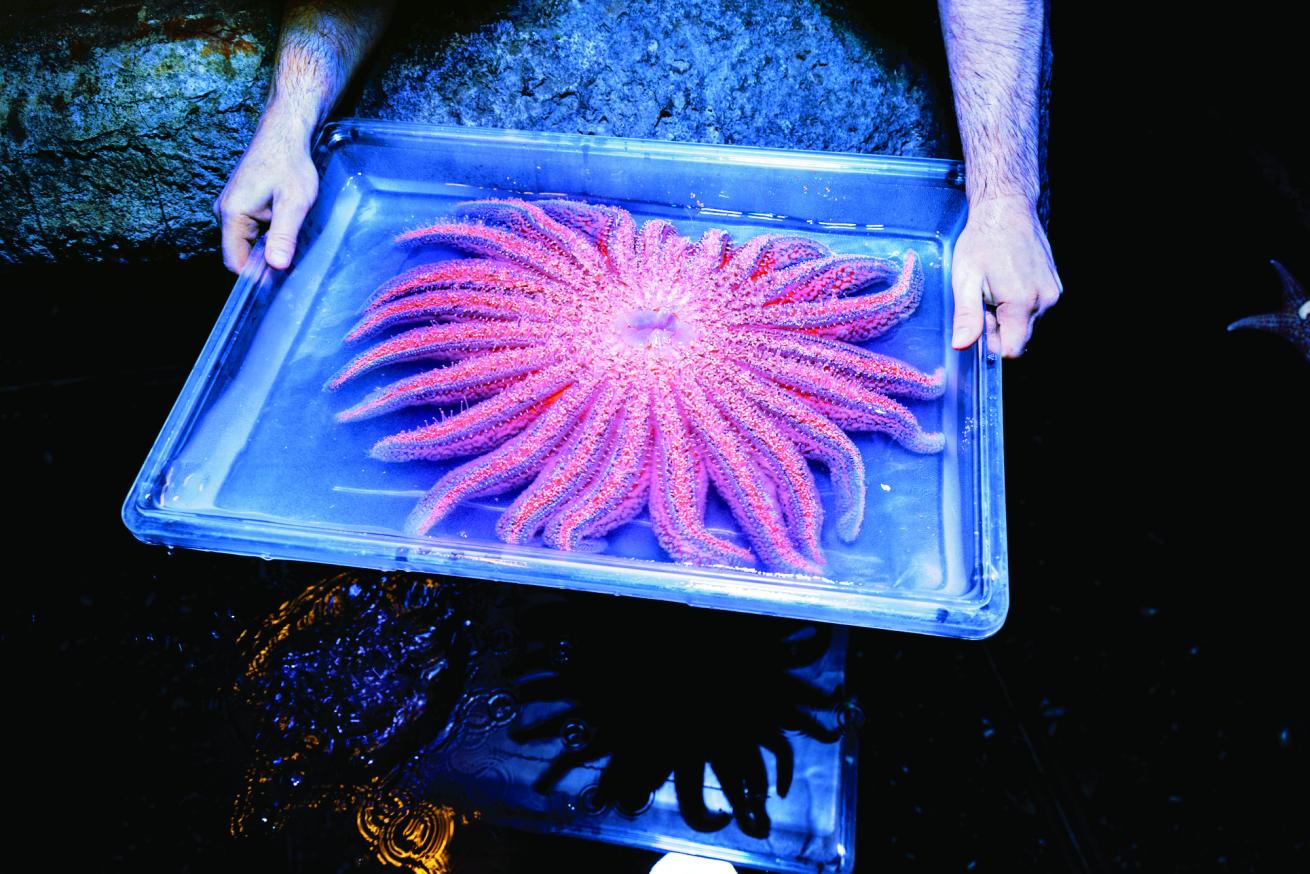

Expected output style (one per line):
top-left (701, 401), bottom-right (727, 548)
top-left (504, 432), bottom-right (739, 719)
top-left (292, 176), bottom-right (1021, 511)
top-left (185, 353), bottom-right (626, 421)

top-left (951, 326), bottom-right (968, 346)
top-left (268, 247), bottom-right (291, 268)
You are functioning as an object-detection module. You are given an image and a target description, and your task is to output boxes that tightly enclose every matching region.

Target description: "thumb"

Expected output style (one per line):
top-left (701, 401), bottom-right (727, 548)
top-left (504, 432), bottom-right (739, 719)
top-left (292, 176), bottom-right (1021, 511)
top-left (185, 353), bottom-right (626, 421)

top-left (264, 189), bottom-right (314, 270)
top-left (951, 269), bottom-right (986, 350)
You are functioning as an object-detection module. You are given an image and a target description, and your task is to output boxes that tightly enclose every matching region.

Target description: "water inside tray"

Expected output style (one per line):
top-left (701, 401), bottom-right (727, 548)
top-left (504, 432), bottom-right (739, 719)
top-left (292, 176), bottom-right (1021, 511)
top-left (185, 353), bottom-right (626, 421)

top-left (169, 178), bottom-right (960, 597)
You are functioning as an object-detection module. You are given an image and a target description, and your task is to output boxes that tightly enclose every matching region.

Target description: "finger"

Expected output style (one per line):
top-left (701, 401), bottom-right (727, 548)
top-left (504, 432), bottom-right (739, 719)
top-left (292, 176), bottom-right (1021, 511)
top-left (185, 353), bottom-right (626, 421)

top-left (220, 211), bottom-right (261, 274)
top-left (995, 299), bottom-right (1037, 358)
top-left (984, 309), bottom-right (1001, 357)
top-left (1038, 264), bottom-right (1063, 311)
top-left (950, 269), bottom-right (986, 350)
top-left (264, 188), bottom-right (314, 270)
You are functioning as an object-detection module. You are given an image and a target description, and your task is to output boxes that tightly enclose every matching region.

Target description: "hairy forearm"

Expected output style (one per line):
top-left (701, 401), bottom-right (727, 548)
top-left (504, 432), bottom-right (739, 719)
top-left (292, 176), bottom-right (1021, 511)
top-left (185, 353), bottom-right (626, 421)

top-left (938, 0), bottom-right (1043, 207)
top-left (261, 0), bottom-right (397, 145)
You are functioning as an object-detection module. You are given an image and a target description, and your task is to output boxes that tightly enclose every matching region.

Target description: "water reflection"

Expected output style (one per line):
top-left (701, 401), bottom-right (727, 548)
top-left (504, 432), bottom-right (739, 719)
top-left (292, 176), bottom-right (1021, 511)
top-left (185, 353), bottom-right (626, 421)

top-left (228, 574), bottom-right (857, 869)
top-left (356, 786), bottom-right (465, 874)
top-left (230, 572), bottom-right (470, 849)
top-left (507, 594), bottom-right (844, 838)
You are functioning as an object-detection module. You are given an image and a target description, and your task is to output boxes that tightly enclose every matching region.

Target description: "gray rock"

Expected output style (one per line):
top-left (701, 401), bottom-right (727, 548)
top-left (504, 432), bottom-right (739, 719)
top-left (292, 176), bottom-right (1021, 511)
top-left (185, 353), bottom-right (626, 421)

top-left (1, 0), bottom-right (951, 263)
top-left (0, 1), bottom-right (279, 263)
top-left (358, 0), bottom-right (945, 156)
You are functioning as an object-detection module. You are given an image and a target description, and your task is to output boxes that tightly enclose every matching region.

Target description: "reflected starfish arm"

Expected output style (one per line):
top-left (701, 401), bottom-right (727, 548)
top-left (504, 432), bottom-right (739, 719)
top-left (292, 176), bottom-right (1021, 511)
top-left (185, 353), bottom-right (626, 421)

top-left (529, 740), bottom-right (612, 794)
top-left (710, 751), bottom-right (772, 839)
top-left (508, 708), bottom-right (575, 745)
top-left (782, 707), bottom-right (842, 744)
top-left (512, 674), bottom-right (573, 707)
top-left (674, 762), bottom-right (733, 833)
top-left (762, 732), bottom-right (794, 798)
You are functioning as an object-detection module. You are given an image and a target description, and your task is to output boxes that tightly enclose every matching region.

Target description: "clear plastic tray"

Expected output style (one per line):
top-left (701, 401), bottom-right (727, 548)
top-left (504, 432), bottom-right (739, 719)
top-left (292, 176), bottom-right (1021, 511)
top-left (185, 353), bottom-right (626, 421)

top-left (122, 120), bottom-right (1007, 639)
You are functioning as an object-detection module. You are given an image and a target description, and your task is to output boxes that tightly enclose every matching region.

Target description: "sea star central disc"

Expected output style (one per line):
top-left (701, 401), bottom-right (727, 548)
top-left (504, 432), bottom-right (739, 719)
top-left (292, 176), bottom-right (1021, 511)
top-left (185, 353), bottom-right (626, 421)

top-left (328, 198), bottom-right (944, 575)
top-left (614, 306), bottom-right (698, 350)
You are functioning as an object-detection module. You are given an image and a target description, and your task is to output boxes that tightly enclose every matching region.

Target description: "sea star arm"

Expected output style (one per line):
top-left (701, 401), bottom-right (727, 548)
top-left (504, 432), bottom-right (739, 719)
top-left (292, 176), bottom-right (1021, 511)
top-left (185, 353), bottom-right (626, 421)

top-left (649, 389), bottom-right (756, 568)
top-left (496, 385), bottom-right (625, 545)
top-left (811, 389), bottom-right (946, 454)
top-left (1226, 260), bottom-right (1310, 360)
top-left (717, 369), bottom-right (866, 542)
top-left (558, 447), bottom-right (652, 544)
top-left (403, 380), bottom-right (600, 535)
top-left (325, 322), bottom-right (553, 389)
top-left (749, 254), bottom-right (902, 307)
top-left (679, 376), bottom-right (824, 576)
top-left (346, 289), bottom-right (552, 342)
top-left (535, 200), bottom-right (639, 274)
top-left (756, 250), bottom-right (924, 341)
top-left (371, 365), bottom-right (578, 462)
top-left (365, 260), bottom-right (555, 311)
top-left (453, 200), bottom-right (608, 275)
top-left (729, 329), bottom-right (946, 400)
top-left (335, 347), bottom-right (556, 422)
top-left (689, 229), bottom-right (733, 275)
top-left (395, 222), bottom-right (583, 280)
top-left (707, 370), bottom-right (825, 564)
top-left (544, 393), bottom-right (653, 550)
top-left (635, 220), bottom-right (693, 284)
top-left (720, 234), bottom-right (830, 291)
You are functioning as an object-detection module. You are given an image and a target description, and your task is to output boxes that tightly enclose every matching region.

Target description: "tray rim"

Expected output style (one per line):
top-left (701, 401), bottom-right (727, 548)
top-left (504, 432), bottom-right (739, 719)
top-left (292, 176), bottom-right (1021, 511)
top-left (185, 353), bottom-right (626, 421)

top-left (121, 118), bottom-right (1007, 640)
top-left (315, 117), bottom-right (966, 183)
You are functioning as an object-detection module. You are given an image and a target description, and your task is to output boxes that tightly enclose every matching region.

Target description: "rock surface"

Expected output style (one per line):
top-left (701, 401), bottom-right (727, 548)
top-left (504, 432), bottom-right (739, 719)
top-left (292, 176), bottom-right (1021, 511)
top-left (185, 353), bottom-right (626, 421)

top-left (358, 0), bottom-right (944, 155)
top-left (0, 1), bottom-right (279, 262)
top-left (0, 0), bottom-right (953, 264)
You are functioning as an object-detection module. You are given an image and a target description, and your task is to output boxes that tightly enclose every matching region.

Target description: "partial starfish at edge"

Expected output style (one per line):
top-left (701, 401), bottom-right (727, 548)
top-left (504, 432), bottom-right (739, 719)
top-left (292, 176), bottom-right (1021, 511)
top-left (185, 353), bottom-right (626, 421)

top-left (1227, 259), bottom-right (1310, 362)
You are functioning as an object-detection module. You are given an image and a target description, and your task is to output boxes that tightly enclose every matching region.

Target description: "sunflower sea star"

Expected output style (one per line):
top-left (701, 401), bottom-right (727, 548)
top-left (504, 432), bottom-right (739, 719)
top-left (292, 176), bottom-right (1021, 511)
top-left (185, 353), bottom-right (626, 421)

top-left (327, 198), bottom-right (944, 575)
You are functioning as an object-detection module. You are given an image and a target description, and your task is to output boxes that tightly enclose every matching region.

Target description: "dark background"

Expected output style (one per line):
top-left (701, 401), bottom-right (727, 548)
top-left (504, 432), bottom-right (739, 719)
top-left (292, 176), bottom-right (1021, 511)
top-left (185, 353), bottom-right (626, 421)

top-left (4, 3), bottom-right (1307, 871)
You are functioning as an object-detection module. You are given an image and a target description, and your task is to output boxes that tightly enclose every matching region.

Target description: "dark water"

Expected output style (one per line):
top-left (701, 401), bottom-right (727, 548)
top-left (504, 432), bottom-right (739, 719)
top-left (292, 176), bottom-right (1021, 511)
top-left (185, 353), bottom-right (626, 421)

top-left (5, 4), bottom-right (1309, 872)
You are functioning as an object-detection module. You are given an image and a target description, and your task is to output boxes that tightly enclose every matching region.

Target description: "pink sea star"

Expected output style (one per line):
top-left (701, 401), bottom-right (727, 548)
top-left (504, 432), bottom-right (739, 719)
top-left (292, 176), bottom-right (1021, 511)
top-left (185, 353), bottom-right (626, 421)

top-left (327, 198), bottom-right (944, 575)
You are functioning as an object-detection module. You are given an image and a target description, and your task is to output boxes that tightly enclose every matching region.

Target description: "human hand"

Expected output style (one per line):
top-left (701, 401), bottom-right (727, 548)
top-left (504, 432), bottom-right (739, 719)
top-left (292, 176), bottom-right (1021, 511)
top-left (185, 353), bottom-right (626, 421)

top-left (214, 105), bottom-right (319, 273)
top-left (949, 194), bottom-right (1062, 358)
